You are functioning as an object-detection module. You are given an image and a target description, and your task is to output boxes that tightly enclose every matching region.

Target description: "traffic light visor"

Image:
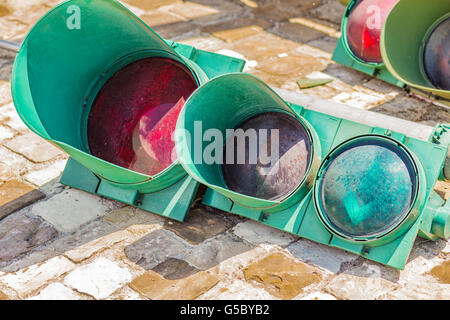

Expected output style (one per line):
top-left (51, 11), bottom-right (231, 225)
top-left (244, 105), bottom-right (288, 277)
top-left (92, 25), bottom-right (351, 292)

top-left (11, 0), bottom-right (206, 184)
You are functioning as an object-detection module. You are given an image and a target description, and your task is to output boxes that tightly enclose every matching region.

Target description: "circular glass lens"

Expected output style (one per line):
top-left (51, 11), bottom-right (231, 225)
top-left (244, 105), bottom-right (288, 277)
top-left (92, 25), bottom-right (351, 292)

top-left (347, 0), bottom-right (399, 63)
top-left (319, 139), bottom-right (416, 239)
top-left (87, 58), bottom-right (198, 176)
top-left (222, 112), bottom-right (312, 201)
top-left (423, 17), bottom-right (450, 90)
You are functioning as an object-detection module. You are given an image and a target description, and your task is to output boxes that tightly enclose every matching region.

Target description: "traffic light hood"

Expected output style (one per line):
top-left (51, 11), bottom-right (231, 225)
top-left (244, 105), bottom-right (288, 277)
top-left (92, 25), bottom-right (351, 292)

top-left (332, 0), bottom-right (404, 87)
top-left (11, 0), bottom-right (209, 186)
top-left (381, 0), bottom-right (450, 99)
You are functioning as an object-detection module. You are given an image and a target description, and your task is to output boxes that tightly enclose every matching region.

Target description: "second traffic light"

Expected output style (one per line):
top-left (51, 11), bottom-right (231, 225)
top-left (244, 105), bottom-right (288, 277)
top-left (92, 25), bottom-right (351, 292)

top-left (176, 73), bottom-right (450, 269)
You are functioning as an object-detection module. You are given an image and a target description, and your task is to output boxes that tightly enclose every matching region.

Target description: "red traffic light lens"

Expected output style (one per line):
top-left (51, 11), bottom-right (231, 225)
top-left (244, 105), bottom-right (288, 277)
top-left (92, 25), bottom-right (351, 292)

top-left (423, 17), bottom-right (450, 90)
top-left (346, 0), bottom-right (398, 63)
top-left (222, 112), bottom-right (312, 201)
top-left (87, 58), bottom-right (198, 176)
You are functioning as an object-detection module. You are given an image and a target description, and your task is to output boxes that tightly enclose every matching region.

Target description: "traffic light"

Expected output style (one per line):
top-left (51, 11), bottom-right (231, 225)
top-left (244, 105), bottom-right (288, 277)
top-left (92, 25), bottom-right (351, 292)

top-left (176, 73), bottom-right (450, 269)
top-left (11, 0), bottom-right (245, 221)
top-left (332, 0), bottom-right (404, 86)
top-left (381, 0), bottom-right (450, 103)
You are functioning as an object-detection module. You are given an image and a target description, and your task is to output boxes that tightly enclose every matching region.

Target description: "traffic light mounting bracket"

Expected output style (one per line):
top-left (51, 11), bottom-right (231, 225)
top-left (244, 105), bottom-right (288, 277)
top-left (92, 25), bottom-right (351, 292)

top-left (60, 158), bottom-right (200, 222)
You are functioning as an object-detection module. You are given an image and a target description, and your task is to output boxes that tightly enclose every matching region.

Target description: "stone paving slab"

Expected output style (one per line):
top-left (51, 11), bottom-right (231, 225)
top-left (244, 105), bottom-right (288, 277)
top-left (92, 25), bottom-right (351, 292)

top-left (31, 189), bottom-right (114, 233)
top-left (4, 133), bottom-right (64, 163)
top-left (27, 282), bottom-right (82, 300)
top-left (0, 163), bottom-right (12, 181)
top-left (0, 182), bottom-right (45, 221)
top-left (0, 256), bottom-right (75, 298)
top-left (105, 206), bottom-right (166, 228)
top-left (64, 230), bottom-right (132, 263)
top-left (287, 239), bottom-right (359, 274)
top-left (24, 159), bottom-right (67, 187)
top-left (186, 232), bottom-right (255, 270)
top-left (48, 219), bottom-right (120, 257)
top-left (232, 220), bottom-right (298, 247)
top-left (0, 103), bottom-right (29, 133)
top-left (325, 274), bottom-right (396, 300)
top-left (268, 22), bottom-right (326, 43)
top-left (64, 257), bottom-right (134, 299)
top-left (0, 80), bottom-right (12, 105)
top-left (163, 208), bottom-right (237, 245)
top-left (297, 291), bottom-right (337, 300)
top-left (0, 180), bottom-right (35, 207)
top-left (125, 229), bottom-right (192, 270)
top-left (0, 0), bottom-right (448, 301)
top-left (0, 212), bottom-right (56, 265)
top-left (243, 252), bottom-right (324, 300)
top-left (131, 269), bottom-right (219, 300)
top-left (152, 258), bottom-right (201, 280)
top-left (198, 278), bottom-right (280, 300)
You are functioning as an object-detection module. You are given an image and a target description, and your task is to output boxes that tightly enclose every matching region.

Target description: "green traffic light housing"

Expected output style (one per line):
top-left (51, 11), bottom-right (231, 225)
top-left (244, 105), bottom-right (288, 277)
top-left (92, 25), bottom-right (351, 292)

top-left (11, 0), bottom-right (245, 221)
top-left (181, 73), bottom-right (450, 269)
top-left (381, 0), bottom-right (450, 102)
top-left (332, 0), bottom-right (405, 87)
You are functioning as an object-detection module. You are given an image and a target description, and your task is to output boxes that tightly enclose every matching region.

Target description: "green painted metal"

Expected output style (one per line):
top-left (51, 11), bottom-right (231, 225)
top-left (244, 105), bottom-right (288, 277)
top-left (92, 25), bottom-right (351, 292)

top-left (176, 73), bottom-right (322, 213)
top-left (332, 0), bottom-right (404, 87)
top-left (60, 158), bottom-right (200, 222)
top-left (380, 0), bottom-right (450, 100)
top-left (192, 73), bottom-right (450, 269)
top-left (12, 0), bottom-right (245, 221)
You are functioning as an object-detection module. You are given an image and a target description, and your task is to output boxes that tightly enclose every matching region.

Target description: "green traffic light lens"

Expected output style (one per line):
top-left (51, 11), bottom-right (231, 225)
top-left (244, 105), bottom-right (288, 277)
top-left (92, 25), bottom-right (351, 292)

top-left (346, 0), bottom-right (399, 63)
top-left (423, 17), bottom-right (450, 90)
top-left (317, 137), bottom-right (417, 240)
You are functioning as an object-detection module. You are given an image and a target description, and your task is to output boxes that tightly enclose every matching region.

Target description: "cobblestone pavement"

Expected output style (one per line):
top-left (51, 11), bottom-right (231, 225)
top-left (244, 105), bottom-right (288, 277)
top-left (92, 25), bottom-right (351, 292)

top-left (0, 0), bottom-right (449, 300)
